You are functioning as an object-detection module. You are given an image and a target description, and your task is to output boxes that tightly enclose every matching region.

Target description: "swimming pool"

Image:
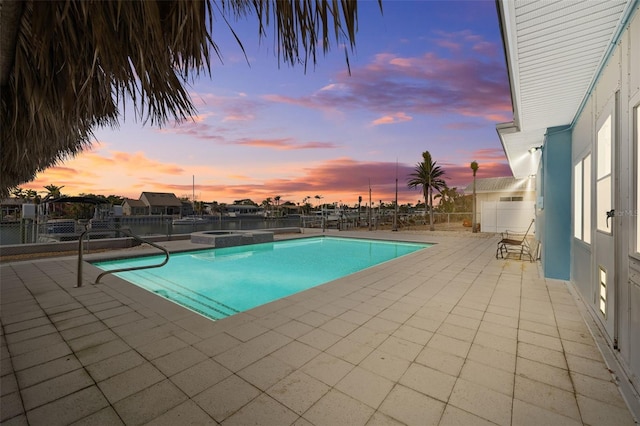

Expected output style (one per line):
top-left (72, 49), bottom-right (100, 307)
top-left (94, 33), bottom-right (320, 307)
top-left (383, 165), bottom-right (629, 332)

top-left (93, 236), bottom-right (431, 320)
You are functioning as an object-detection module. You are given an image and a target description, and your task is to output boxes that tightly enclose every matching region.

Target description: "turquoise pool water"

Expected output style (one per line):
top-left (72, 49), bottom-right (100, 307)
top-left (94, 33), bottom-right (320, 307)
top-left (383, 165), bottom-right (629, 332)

top-left (93, 236), bottom-right (431, 320)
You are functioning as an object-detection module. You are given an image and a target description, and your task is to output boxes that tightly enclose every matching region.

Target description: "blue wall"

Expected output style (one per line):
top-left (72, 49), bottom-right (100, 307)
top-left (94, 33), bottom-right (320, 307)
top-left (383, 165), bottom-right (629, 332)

top-left (540, 126), bottom-right (572, 279)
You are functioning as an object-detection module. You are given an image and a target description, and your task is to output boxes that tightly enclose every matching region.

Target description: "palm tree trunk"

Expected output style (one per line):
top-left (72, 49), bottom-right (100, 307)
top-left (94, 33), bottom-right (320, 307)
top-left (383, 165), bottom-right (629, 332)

top-left (423, 187), bottom-right (428, 224)
top-left (429, 187), bottom-right (435, 231)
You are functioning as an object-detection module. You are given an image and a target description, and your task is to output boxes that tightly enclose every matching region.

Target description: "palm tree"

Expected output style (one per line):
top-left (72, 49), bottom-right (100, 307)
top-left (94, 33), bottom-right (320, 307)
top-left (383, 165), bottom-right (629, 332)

top-left (274, 195), bottom-right (281, 217)
top-left (10, 187), bottom-right (24, 199)
top-left (314, 195), bottom-right (323, 209)
top-left (1, 0), bottom-right (370, 194)
top-left (407, 151), bottom-right (446, 231)
top-left (43, 185), bottom-right (64, 200)
top-left (261, 197), bottom-right (273, 216)
top-left (435, 187), bottom-right (459, 213)
top-left (470, 161), bottom-right (479, 233)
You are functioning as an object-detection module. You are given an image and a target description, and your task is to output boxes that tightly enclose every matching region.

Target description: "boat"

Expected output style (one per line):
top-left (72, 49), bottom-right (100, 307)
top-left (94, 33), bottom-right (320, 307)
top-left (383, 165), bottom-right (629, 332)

top-left (172, 216), bottom-right (205, 225)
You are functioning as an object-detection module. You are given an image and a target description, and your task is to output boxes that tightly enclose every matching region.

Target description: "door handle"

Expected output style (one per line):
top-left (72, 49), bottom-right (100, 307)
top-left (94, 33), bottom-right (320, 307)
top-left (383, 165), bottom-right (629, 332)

top-left (606, 209), bottom-right (615, 228)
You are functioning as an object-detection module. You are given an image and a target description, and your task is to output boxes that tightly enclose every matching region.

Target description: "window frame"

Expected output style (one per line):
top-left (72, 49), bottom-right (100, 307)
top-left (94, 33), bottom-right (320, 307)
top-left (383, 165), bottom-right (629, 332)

top-left (574, 153), bottom-right (592, 245)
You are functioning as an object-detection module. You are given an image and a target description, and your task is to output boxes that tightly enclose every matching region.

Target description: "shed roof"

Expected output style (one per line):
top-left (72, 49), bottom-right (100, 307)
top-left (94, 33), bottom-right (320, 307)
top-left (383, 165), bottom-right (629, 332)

top-left (464, 176), bottom-right (535, 194)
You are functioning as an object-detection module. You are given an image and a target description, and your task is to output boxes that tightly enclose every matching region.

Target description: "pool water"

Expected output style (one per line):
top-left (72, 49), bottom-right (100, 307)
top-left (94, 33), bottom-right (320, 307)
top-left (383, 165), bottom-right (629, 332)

top-left (93, 236), bottom-right (431, 320)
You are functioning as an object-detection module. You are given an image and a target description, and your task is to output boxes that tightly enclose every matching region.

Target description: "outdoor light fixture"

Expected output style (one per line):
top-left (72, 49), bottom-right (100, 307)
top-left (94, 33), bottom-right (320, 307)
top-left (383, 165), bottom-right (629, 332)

top-left (528, 145), bottom-right (543, 154)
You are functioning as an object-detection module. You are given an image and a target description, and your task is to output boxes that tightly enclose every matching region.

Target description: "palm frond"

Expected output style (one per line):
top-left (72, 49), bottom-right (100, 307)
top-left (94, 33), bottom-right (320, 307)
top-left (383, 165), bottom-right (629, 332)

top-left (0, 0), bottom-right (365, 194)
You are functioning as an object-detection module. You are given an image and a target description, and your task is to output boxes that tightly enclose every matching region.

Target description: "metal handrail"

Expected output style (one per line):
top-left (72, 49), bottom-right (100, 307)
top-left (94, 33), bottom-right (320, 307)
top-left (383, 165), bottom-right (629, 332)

top-left (76, 227), bottom-right (170, 287)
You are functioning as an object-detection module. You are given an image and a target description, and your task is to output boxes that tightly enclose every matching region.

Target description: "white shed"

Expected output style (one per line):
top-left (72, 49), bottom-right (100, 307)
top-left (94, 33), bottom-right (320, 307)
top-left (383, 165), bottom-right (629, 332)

top-left (464, 176), bottom-right (536, 233)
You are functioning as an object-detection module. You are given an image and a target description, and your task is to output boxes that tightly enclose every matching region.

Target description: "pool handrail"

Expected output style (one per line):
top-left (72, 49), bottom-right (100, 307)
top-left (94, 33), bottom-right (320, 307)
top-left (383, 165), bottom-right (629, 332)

top-left (76, 228), bottom-right (170, 288)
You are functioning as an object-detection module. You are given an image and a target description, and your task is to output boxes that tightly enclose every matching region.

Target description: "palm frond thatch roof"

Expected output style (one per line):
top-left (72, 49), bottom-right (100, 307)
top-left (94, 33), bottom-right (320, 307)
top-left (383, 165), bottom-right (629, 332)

top-left (0, 0), bottom-right (365, 194)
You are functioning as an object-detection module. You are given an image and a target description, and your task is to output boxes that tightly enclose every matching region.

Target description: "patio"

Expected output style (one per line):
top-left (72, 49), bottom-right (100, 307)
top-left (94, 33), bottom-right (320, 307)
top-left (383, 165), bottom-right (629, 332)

top-left (1, 229), bottom-right (637, 425)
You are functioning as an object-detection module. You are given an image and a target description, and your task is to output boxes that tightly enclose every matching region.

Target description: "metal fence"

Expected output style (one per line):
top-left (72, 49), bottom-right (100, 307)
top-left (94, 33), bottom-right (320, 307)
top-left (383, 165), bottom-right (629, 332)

top-left (0, 215), bottom-right (302, 249)
top-left (0, 212), bottom-right (475, 258)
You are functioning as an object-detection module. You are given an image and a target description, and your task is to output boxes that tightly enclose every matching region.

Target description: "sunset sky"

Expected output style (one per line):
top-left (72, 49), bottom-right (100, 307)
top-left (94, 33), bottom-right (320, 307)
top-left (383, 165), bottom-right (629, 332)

top-left (24, 0), bottom-right (513, 207)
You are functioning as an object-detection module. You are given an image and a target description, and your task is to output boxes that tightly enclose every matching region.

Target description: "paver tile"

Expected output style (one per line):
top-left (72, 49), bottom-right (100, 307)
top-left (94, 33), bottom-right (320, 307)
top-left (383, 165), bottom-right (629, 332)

top-left (11, 342), bottom-right (72, 371)
top-left (460, 359), bottom-right (514, 397)
top-left (144, 400), bottom-right (214, 425)
top-left (194, 375), bottom-right (261, 422)
top-left (193, 332), bottom-right (242, 357)
top-left (376, 335), bottom-right (422, 362)
top-left (84, 350), bottom-right (145, 382)
top-left (267, 370), bottom-right (330, 415)
top-left (113, 380), bottom-right (187, 425)
top-left (297, 328), bottom-right (341, 351)
top-left (0, 391), bottom-right (24, 423)
top-left (448, 378), bottom-right (512, 426)
top-left (152, 345), bottom-right (208, 376)
top-left (21, 368), bottom-right (94, 410)
top-left (303, 389), bottom-right (375, 426)
top-left (399, 362), bottom-right (456, 402)
top-left (428, 333), bottom-right (472, 358)
top-left (514, 375), bottom-right (581, 420)
top-left (335, 366), bottom-right (394, 409)
top-left (516, 357), bottom-right (572, 392)
top-left (378, 385), bottom-right (444, 426)
top-left (359, 349), bottom-right (410, 382)
top-left (275, 320), bottom-right (314, 339)
top-left (238, 355), bottom-right (296, 391)
top-left (512, 399), bottom-right (581, 426)
top-left (223, 393), bottom-right (299, 426)
top-left (271, 340), bottom-right (320, 369)
top-left (25, 386), bottom-right (108, 426)
top-left (439, 404), bottom-right (498, 426)
top-left (326, 337), bottom-right (375, 364)
top-left (170, 359), bottom-right (232, 397)
top-left (576, 394), bottom-right (636, 426)
top-left (414, 346), bottom-right (465, 377)
top-left (70, 407), bottom-right (124, 426)
top-left (98, 362), bottom-right (165, 403)
top-left (517, 341), bottom-right (567, 369)
top-left (570, 371), bottom-right (630, 408)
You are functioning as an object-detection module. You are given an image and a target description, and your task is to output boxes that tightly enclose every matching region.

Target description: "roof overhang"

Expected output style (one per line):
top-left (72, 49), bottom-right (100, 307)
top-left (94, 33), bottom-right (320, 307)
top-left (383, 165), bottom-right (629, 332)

top-left (496, 0), bottom-right (637, 178)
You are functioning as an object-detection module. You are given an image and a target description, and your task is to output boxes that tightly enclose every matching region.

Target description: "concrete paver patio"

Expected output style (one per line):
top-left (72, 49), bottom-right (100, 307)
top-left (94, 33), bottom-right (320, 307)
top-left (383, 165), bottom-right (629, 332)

top-left (1, 229), bottom-right (638, 425)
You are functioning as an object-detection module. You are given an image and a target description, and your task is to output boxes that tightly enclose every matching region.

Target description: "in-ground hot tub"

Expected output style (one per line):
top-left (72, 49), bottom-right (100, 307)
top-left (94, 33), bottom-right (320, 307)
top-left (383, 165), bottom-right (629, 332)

top-left (190, 230), bottom-right (274, 247)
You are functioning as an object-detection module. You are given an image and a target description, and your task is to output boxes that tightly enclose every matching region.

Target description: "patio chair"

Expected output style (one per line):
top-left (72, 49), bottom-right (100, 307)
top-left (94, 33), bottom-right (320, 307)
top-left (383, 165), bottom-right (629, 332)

top-left (496, 219), bottom-right (536, 261)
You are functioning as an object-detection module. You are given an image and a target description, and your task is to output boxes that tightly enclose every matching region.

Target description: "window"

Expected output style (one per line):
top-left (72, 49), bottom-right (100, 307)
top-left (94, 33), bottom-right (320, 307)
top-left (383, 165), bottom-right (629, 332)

top-left (597, 115), bottom-right (612, 233)
top-left (599, 266), bottom-right (607, 317)
top-left (574, 154), bottom-right (591, 243)
top-left (499, 196), bottom-right (524, 202)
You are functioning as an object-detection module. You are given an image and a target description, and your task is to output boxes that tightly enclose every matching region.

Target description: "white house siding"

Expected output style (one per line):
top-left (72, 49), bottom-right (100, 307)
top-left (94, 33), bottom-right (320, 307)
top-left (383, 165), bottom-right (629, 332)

top-left (571, 7), bottom-right (640, 396)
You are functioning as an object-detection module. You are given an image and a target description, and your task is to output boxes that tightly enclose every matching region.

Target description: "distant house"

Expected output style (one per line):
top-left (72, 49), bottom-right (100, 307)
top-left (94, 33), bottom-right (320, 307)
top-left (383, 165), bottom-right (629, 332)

top-left (121, 198), bottom-right (147, 216)
top-left (139, 192), bottom-right (183, 215)
top-left (0, 198), bottom-right (26, 221)
top-left (226, 204), bottom-right (262, 216)
top-left (464, 176), bottom-right (536, 233)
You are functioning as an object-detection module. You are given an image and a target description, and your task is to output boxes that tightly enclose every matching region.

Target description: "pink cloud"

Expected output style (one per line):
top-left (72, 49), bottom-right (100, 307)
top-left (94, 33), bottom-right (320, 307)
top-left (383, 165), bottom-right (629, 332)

top-left (371, 112), bottom-right (413, 126)
top-left (265, 44), bottom-right (511, 123)
top-left (229, 138), bottom-right (340, 150)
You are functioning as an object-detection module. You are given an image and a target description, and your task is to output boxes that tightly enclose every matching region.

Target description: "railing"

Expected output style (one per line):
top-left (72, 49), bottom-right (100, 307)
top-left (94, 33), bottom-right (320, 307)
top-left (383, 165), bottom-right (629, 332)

top-left (76, 228), bottom-right (169, 288)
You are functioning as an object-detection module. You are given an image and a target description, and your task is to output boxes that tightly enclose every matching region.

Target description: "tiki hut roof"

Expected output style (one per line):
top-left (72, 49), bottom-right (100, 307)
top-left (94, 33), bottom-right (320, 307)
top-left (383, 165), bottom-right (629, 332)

top-left (0, 0), bottom-right (362, 194)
